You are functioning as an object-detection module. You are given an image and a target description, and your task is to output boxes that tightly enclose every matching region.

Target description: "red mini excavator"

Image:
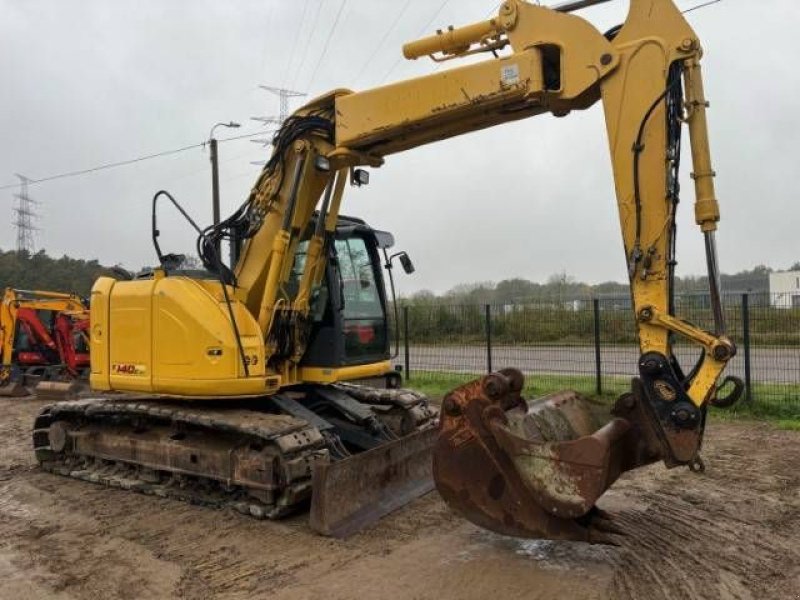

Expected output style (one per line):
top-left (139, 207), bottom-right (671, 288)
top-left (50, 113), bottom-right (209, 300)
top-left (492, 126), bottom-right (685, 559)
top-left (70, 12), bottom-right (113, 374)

top-left (0, 288), bottom-right (90, 398)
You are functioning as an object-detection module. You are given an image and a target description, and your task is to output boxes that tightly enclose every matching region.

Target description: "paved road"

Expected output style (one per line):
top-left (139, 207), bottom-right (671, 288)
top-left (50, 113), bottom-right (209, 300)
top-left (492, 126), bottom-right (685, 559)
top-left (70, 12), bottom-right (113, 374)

top-left (399, 344), bottom-right (800, 385)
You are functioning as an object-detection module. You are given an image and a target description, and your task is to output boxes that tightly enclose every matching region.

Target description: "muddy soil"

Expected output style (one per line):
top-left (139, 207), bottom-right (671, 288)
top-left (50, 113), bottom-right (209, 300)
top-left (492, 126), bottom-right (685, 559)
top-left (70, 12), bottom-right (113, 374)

top-left (0, 396), bottom-right (798, 600)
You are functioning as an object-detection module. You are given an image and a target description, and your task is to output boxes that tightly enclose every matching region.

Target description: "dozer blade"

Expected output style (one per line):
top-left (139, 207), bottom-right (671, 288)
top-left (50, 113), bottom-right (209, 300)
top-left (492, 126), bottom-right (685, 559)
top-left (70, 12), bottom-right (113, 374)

top-left (309, 426), bottom-right (437, 537)
top-left (34, 380), bottom-right (86, 401)
top-left (433, 369), bottom-right (645, 544)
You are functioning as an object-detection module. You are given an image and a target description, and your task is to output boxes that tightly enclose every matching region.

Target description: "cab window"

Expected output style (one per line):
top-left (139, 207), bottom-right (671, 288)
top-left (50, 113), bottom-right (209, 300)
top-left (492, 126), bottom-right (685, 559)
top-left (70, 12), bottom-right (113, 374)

top-left (335, 237), bottom-right (386, 359)
top-left (335, 238), bottom-right (382, 319)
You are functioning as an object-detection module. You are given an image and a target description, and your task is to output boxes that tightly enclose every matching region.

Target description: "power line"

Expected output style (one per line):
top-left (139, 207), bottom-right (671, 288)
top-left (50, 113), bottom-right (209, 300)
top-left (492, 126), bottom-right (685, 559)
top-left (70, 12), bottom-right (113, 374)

top-left (164, 141), bottom-right (272, 187)
top-left (352, 0), bottom-right (413, 86)
top-left (379, 0), bottom-right (452, 85)
top-left (0, 130), bottom-right (272, 191)
top-left (416, 0), bottom-right (456, 42)
top-left (256, 2), bottom-right (278, 81)
top-left (683, 0), bottom-right (722, 14)
top-left (216, 130), bottom-right (276, 144)
top-left (305, 0), bottom-right (349, 92)
top-left (486, 2), bottom-right (502, 17)
top-left (281, 0), bottom-right (311, 88)
top-left (289, 0), bottom-right (324, 90)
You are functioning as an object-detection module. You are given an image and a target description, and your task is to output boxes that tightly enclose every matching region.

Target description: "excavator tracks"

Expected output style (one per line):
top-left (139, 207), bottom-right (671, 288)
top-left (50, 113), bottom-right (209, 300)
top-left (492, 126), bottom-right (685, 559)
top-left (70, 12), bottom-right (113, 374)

top-left (32, 385), bottom-right (438, 530)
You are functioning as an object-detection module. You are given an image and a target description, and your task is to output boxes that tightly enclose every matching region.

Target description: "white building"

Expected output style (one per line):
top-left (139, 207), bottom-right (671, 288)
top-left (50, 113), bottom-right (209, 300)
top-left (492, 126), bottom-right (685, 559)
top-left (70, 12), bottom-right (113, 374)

top-left (769, 270), bottom-right (800, 308)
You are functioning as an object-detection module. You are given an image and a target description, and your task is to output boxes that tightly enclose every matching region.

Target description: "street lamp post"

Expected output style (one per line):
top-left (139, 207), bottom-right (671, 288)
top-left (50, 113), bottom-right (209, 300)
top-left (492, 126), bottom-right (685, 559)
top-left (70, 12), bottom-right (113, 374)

top-left (209, 121), bottom-right (240, 257)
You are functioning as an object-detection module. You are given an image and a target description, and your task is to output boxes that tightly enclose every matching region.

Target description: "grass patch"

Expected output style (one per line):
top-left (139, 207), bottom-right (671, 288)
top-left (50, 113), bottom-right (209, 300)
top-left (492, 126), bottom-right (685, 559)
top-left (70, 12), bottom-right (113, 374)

top-left (775, 420), bottom-right (800, 432)
top-left (404, 371), bottom-right (616, 403)
top-left (404, 370), bottom-right (800, 430)
top-left (710, 387), bottom-right (800, 429)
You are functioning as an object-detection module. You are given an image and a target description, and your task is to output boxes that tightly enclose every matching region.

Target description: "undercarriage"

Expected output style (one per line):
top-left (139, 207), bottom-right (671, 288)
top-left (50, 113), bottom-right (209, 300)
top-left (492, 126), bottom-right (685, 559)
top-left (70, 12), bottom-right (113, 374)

top-left (33, 384), bottom-right (437, 534)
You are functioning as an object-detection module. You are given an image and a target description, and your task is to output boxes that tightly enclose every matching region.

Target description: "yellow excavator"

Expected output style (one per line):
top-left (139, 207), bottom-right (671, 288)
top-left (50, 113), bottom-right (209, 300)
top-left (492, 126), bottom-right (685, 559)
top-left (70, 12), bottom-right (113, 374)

top-left (33, 0), bottom-right (742, 541)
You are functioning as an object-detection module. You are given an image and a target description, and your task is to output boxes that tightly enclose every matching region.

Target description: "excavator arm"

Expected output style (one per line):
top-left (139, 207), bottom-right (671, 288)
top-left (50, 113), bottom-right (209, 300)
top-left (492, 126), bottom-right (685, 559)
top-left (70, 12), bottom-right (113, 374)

top-left (389, 0), bottom-right (739, 541)
top-left (217, 0), bottom-right (738, 540)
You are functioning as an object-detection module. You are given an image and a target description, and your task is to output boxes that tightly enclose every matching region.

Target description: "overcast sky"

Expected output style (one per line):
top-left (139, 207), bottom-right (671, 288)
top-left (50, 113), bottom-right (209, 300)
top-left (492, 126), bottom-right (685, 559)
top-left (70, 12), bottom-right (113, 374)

top-left (1, 0), bottom-right (798, 294)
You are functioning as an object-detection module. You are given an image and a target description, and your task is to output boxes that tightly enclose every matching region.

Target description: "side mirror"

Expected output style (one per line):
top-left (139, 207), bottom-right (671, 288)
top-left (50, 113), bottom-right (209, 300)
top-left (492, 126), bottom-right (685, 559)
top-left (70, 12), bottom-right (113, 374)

top-left (399, 252), bottom-right (415, 274)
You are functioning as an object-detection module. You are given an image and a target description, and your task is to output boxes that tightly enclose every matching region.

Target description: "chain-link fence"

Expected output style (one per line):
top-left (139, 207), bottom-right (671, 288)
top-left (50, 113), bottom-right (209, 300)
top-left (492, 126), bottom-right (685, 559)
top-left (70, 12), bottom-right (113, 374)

top-left (395, 293), bottom-right (800, 409)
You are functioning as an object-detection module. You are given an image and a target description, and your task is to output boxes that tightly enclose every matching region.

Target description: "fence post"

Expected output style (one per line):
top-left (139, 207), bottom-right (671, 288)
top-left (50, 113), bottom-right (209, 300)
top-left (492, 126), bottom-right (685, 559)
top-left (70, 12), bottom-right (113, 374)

top-left (403, 305), bottom-right (411, 381)
top-left (593, 298), bottom-right (602, 396)
top-left (741, 293), bottom-right (752, 403)
top-left (485, 304), bottom-right (493, 374)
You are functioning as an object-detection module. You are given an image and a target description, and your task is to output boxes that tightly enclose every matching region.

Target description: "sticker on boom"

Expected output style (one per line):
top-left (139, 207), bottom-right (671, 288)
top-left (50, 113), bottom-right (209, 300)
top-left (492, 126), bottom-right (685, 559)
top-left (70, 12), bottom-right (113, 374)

top-left (500, 64), bottom-right (520, 86)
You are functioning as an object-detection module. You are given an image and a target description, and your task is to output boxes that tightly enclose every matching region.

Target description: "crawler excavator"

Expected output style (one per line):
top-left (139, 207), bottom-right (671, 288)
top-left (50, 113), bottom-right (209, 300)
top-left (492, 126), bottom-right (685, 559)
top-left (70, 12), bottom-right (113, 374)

top-left (34, 0), bottom-right (742, 541)
top-left (1, 288), bottom-right (90, 398)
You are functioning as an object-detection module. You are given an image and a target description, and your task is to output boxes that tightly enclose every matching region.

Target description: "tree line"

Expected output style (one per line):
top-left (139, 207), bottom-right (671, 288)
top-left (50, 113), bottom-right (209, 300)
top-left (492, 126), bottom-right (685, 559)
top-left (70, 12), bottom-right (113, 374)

top-left (403, 265), bottom-right (795, 306)
top-left (1, 248), bottom-right (797, 309)
top-left (0, 250), bottom-right (114, 297)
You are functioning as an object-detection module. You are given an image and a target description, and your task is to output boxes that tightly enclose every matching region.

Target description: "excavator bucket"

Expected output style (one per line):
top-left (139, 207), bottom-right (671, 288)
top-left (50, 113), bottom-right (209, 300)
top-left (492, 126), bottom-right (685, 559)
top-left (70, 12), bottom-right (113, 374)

top-left (433, 369), bottom-right (646, 543)
top-left (310, 426), bottom-right (437, 537)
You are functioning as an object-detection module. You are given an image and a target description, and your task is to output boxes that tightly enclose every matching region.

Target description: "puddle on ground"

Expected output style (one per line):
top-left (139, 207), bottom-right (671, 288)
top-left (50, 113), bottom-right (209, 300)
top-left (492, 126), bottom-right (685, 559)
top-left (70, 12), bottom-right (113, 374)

top-left (440, 528), bottom-right (616, 571)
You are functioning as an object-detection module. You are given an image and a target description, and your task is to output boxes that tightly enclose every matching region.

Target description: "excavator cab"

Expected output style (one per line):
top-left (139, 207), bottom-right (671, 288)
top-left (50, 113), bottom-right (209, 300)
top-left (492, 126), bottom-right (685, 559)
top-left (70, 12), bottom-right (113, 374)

top-left (300, 215), bottom-right (397, 377)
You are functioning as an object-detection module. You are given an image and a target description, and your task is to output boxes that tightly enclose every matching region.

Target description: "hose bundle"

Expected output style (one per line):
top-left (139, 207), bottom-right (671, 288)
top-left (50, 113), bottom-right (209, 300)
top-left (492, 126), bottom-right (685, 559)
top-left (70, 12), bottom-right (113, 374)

top-left (197, 114), bottom-right (335, 285)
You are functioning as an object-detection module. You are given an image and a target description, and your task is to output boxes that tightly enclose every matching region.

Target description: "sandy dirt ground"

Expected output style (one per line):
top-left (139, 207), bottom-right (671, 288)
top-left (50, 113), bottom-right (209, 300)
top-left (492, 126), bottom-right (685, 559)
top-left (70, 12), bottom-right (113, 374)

top-left (1, 396), bottom-right (798, 600)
